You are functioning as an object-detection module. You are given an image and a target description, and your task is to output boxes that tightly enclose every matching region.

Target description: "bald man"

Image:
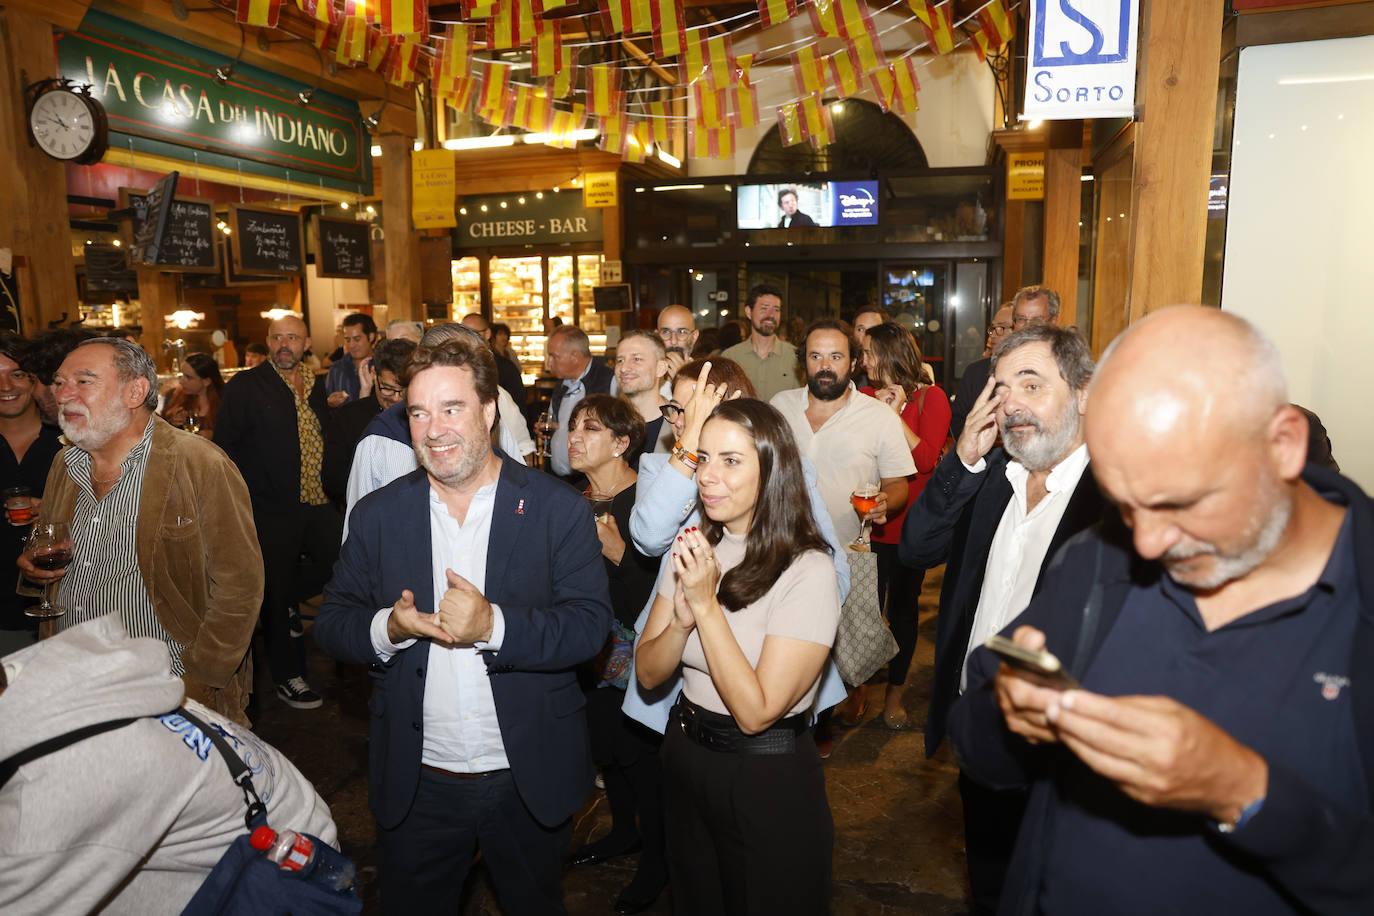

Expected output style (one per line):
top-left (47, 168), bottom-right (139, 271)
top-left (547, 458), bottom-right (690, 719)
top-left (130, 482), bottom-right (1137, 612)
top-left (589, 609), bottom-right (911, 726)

top-left (215, 313), bottom-right (339, 710)
top-left (949, 306), bottom-right (1371, 915)
top-left (461, 313), bottom-right (527, 410)
top-left (655, 305), bottom-right (699, 382)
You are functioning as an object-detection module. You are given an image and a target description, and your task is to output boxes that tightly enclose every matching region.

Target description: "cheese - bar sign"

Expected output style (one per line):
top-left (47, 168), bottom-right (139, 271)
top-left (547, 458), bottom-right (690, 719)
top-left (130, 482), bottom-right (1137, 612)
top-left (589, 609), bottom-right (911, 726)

top-left (455, 192), bottom-right (603, 247)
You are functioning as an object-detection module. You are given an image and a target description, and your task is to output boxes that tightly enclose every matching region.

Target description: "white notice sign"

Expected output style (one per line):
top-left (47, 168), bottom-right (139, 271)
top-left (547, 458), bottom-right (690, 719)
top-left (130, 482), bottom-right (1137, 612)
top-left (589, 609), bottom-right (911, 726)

top-left (1023, 0), bottom-right (1138, 120)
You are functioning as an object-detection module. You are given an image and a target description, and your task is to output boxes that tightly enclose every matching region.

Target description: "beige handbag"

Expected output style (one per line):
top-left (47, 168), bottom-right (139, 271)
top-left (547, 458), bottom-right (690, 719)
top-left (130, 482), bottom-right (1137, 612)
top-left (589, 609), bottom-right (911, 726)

top-left (832, 547), bottom-right (898, 687)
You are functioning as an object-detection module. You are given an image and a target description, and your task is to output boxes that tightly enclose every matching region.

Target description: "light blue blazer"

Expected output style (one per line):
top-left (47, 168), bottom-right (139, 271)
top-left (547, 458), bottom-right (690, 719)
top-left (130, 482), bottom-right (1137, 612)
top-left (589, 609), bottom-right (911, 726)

top-left (622, 452), bottom-right (851, 732)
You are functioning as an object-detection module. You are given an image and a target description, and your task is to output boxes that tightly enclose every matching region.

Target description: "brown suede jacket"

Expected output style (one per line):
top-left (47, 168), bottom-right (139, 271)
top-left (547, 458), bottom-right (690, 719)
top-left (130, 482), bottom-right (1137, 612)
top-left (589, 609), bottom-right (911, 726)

top-left (38, 414), bottom-right (263, 724)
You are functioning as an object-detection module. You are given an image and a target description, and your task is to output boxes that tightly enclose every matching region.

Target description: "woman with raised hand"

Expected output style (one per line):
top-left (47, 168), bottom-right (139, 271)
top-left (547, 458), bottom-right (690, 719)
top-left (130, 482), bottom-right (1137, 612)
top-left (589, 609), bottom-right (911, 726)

top-left (636, 399), bottom-right (840, 914)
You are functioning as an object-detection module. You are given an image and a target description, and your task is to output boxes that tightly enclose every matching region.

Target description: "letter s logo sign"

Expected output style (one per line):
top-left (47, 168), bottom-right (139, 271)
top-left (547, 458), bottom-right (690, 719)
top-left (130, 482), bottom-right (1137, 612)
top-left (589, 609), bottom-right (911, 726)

top-left (1031, 0), bottom-right (1131, 67)
top-left (1057, 0), bottom-right (1104, 59)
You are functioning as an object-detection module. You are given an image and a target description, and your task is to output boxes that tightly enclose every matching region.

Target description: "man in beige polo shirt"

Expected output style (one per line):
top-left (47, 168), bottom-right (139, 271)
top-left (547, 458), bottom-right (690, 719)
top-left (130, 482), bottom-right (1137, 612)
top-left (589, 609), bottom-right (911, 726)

top-left (721, 284), bottom-right (798, 403)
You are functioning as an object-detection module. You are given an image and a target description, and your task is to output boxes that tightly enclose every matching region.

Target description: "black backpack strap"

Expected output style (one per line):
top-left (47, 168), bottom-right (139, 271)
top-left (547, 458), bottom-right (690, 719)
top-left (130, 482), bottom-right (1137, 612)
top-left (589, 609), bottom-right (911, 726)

top-left (0, 717), bottom-right (139, 790)
top-left (174, 705), bottom-right (267, 830)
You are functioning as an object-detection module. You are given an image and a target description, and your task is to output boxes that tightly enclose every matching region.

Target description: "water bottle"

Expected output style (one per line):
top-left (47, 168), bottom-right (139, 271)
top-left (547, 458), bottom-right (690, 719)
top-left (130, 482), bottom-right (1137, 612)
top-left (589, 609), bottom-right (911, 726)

top-left (249, 825), bottom-right (357, 891)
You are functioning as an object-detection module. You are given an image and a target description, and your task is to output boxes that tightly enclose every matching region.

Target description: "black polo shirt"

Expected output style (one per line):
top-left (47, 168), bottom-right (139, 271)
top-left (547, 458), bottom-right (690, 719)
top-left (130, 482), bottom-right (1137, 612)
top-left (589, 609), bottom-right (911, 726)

top-left (1039, 507), bottom-right (1364, 914)
top-left (1, 423), bottom-right (63, 629)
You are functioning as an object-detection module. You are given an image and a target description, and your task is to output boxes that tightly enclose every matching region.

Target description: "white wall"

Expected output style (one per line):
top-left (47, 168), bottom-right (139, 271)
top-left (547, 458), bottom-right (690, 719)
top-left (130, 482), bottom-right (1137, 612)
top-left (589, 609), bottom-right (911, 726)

top-left (304, 268), bottom-right (370, 346)
top-left (1221, 35), bottom-right (1374, 491)
top-left (687, 15), bottom-right (996, 175)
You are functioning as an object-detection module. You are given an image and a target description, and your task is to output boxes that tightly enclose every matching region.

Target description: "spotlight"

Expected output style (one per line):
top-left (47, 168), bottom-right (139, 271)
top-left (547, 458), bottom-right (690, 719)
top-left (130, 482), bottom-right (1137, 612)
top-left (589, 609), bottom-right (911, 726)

top-left (297, 87), bottom-right (315, 106)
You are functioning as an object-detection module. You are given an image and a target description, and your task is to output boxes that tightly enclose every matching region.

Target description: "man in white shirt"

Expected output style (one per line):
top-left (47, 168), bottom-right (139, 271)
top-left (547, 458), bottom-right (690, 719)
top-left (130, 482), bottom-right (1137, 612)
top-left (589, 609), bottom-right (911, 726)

top-left (770, 319), bottom-right (916, 547)
top-left (313, 336), bottom-right (611, 915)
top-left (899, 324), bottom-right (1105, 916)
top-left (615, 330), bottom-right (673, 465)
top-left (546, 325), bottom-right (613, 479)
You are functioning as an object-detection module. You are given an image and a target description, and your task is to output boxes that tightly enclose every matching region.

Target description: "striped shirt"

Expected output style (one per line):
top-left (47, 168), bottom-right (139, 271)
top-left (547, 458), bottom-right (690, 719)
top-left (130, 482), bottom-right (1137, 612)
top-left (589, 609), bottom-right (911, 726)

top-left (55, 417), bottom-right (184, 674)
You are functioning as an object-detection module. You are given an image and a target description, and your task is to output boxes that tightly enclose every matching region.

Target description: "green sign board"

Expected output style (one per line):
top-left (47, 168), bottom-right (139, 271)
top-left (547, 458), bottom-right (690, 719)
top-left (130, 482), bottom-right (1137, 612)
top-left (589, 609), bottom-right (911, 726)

top-left (56, 12), bottom-right (370, 192)
top-left (454, 191), bottom-right (603, 248)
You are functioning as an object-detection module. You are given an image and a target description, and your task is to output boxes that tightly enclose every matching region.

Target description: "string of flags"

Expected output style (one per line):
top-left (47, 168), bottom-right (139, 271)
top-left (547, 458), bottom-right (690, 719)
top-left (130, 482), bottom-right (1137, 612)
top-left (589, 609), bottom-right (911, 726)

top-left (233, 0), bottom-right (1017, 161)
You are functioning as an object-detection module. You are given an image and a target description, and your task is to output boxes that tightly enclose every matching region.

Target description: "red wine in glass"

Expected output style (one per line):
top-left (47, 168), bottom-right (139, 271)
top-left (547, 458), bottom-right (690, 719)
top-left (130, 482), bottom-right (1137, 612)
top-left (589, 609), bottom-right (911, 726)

top-left (32, 548), bottom-right (73, 571)
top-left (25, 521), bottom-right (72, 619)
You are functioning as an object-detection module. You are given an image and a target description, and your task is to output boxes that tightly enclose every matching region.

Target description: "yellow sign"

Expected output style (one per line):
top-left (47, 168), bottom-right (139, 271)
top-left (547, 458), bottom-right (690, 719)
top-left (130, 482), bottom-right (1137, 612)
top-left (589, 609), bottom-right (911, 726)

top-left (1007, 152), bottom-right (1045, 201)
top-left (583, 172), bottom-right (618, 209)
top-left (411, 149), bottom-right (457, 229)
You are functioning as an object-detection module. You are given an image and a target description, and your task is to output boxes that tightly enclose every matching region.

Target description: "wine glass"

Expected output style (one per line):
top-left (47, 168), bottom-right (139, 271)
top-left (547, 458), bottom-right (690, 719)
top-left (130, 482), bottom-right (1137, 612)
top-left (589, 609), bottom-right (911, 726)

top-left (849, 482), bottom-right (881, 551)
top-left (534, 409), bottom-right (558, 459)
top-left (184, 413), bottom-right (202, 435)
top-left (25, 521), bottom-right (73, 619)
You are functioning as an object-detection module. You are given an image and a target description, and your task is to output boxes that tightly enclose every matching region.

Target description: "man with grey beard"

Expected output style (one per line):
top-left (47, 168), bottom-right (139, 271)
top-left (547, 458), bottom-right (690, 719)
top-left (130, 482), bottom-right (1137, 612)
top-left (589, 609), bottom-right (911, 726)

top-left (900, 323), bottom-right (1105, 916)
top-left (17, 338), bottom-right (261, 724)
top-left (949, 307), bottom-right (1374, 916)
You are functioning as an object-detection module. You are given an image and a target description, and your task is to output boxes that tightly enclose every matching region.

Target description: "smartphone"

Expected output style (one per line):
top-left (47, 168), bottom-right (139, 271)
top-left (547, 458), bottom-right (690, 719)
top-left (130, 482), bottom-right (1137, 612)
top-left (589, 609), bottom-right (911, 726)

top-left (983, 634), bottom-right (1080, 690)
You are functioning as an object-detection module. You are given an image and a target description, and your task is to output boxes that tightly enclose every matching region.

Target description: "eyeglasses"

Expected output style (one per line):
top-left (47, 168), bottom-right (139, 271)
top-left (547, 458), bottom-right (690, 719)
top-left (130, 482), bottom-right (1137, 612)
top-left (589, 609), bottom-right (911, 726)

top-left (660, 403), bottom-right (685, 421)
top-left (1012, 315), bottom-right (1048, 328)
top-left (658, 328), bottom-right (694, 339)
top-left (990, 323), bottom-right (1013, 336)
top-left (377, 383), bottom-right (405, 398)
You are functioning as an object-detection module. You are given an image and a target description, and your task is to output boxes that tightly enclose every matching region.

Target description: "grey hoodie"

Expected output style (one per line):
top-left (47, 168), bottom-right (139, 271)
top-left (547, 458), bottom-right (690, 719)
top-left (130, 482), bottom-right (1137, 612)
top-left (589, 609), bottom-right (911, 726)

top-left (0, 615), bottom-right (337, 915)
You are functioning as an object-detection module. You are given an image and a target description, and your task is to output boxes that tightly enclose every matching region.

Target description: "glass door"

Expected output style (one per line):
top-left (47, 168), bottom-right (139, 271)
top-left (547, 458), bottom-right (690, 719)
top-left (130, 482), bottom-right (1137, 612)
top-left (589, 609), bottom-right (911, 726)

top-left (880, 263), bottom-right (949, 389)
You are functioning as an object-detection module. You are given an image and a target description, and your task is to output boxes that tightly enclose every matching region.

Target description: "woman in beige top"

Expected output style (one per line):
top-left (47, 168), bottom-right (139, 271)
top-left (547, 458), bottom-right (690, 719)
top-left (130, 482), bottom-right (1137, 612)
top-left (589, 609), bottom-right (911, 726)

top-left (636, 398), bottom-right (840, 915)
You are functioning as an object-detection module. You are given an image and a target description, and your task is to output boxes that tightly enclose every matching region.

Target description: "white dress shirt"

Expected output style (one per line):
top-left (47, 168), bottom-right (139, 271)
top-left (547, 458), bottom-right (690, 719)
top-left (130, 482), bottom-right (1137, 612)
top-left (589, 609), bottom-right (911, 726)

top-left (961, 443), bottom-right (1091, 691)
top-left (549, 360), bottom-right (594, 477)
top-left (368, 482), bottom-right (510, 772)
top-left (770, 384), bottom-right (917, 545)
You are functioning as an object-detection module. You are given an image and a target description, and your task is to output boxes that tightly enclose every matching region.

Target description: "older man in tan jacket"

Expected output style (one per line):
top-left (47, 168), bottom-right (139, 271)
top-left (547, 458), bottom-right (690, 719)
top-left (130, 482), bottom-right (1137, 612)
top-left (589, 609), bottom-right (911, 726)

top-left (18, 339), bottom-right (262, 724)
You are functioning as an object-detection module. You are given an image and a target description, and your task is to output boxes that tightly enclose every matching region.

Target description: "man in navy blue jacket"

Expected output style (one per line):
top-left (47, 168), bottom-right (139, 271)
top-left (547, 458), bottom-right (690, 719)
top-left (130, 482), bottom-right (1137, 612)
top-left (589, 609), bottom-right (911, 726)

top-left (314, 337), bottom-right (612, 915)
top-left (952, 306), bottom-right (1371, 916)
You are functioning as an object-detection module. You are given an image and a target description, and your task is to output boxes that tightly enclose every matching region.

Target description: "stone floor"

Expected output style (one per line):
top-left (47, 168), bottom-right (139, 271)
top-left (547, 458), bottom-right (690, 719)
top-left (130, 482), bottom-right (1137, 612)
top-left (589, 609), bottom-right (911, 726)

top-left (252, 568), bottom-right (970, 915)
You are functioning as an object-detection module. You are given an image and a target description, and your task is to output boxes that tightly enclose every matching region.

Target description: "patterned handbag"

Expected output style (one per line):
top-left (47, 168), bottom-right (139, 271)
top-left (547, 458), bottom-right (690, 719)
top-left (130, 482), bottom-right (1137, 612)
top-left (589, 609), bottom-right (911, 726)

top-left (832, 547), bottom-right (899, 687)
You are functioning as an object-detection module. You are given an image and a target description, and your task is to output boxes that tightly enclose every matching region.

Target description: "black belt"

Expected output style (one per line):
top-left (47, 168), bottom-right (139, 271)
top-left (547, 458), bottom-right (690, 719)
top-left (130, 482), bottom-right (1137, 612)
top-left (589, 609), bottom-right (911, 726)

top-left (674, 696), bottom-right (809, 756)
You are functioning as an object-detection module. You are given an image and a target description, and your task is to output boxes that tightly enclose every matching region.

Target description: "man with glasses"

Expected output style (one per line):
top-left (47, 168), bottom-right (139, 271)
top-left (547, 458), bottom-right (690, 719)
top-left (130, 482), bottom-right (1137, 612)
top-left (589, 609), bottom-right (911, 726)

top-left (950, 290), bottom-right (1058, 439)
top-left (547, 325), bottom-right (613, 480)
top-left (462, 313), bottom-right (527, 411)
top-left (655, 304), bottom-right (699, 383)
top-left (721, 283), bottom-right (798, 403)
top-left (324, 337), bottom-right (416, 505)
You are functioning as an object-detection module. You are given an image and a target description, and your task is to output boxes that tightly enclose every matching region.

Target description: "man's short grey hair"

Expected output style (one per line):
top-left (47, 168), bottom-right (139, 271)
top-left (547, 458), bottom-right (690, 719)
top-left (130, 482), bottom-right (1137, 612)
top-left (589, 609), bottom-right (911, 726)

top-left (421, 322), bottom-right (487, 348)
top-left (76, 338), bottom-right (159, 410)
top-left (1013, 285), bottom-right (1061, 322)
top-left (549, 325), bottom-right (591, 357)
top-left (618, 329), bottom-right (667, 359)
top-left (992, 325), bottom-right (1094, 392)
top-left (386, 319), bottom-right (425, 343)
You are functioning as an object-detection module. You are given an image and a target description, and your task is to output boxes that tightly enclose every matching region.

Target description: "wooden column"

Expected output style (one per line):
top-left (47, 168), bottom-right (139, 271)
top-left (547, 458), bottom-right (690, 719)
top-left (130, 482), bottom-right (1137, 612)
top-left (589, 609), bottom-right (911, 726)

top-left (1125, 0), bottom-right (1226, 319)
top-left (0, 8), bottom-right (79, 332)
top-left (1001, 199), bottom-right (1025, 300)
top-left (380, 132), bottom-right (418, 320)
top-left (1043, 120), bottom-right (1083, 327)
top-left (136, 268), bottom-right (176, 368)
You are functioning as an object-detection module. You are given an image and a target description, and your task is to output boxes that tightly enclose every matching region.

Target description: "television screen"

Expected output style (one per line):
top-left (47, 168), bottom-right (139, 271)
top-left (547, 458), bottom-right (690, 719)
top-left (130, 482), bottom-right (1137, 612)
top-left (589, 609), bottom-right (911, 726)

top-left (736, 180), bottom-right (879, 229)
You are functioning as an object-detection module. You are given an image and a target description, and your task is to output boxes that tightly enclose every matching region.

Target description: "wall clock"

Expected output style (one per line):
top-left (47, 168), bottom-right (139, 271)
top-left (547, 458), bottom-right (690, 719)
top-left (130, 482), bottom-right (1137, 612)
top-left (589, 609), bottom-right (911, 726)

top-left (26, 79), bottom-right (109, 166)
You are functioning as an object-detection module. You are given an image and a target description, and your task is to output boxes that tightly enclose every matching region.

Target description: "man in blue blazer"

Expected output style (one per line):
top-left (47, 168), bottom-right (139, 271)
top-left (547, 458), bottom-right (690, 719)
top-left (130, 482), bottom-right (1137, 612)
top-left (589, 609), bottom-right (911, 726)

top-left (313, 337), bottom-right (612, 915)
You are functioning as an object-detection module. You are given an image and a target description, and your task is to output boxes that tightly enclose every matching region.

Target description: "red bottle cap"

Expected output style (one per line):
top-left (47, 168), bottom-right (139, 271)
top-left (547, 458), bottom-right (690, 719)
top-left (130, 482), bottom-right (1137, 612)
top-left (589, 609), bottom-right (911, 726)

top-left (249, 825), bottom-right (277, 851)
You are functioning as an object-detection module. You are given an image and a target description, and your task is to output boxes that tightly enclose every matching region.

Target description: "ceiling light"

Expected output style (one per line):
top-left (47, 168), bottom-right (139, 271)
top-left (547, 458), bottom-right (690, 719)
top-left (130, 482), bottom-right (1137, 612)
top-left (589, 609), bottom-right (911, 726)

top-left (443, 135), bottom-right (517, 150)
top-left (371, 145), bottom-right (382, 157)
top-left (657, 149), bottom-right (681, 168)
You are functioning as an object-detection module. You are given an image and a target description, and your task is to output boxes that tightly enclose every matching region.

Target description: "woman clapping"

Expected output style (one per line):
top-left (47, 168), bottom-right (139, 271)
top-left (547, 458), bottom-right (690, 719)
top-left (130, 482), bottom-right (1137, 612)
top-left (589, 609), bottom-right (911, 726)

top-left (636, 399), bottom-right (840, 915)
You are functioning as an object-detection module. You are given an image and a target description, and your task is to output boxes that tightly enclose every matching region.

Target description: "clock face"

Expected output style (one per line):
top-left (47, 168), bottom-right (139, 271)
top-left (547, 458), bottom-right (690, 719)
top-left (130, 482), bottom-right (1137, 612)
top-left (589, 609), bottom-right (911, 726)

top-left (29, 89), bottom-right (97, 162)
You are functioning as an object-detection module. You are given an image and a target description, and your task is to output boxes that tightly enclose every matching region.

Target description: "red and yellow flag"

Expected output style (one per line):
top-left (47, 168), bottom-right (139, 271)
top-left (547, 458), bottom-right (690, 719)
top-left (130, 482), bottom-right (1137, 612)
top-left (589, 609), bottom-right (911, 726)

top-left (910, 0), bottom-right (955, 54)
top-left (530, 19), bottom-right (562, 77)
top-left (344, 0), bottom-right (376, 25)
top-left (730, 76), bottom-right (759, 129)
top-left (651, 0), bottom-right (685, 59)
top-left (647, 100), bottom-right (669, 145)
top-left (870, 55), bottom-right (921, 114)
top-left (386, 36), bottom-right (421, 85)
top-left (847, 30), bottom-right (887, 73)
top-left (437, 77), bottom-right (475, 114)
top-left (807, 0), bottom-right (838, 37)
top-left (549, 46), bottom-right (577, 97)
top-left (828, 49), bottom-right (862, 98)
top-left (791, 46), bottom-right (827, 96)
top-left (433, 24), bottom-right (473, 92)
top-left (756, 0), bottom-right (796, 28)
top-left (972, 1), bottom-right (1015, 60)
top-left (544, 104), bottom-right (587, 148)
top-left (800, 94), bottom-right (833, 147)
top-left (776, 101), bottom-right (805, 147)
top-left (380, 0), bottom-right (424, 34)
top-left (681, 29), bottom-right (733, 87)
top-left (236, 0), bottom-right (282, 28)
top-left (691, 123), bottom-right (734, 160)
top-left (298, 0), bottom-right (338, 27)
top-left (465, 0), bottom-right (496, 17)
top-left (693, 84), bottom-right (727, 128)
top-left (486, 0), bottom-right (523, 49)
top-left (587, 64), bottom-right (621, 116)
top-left (598, 112), bottom-right (628, 155)
top-left (335, 16), bottom-right (369, 63)
top-left (477, 61), bottom-right (512, 125)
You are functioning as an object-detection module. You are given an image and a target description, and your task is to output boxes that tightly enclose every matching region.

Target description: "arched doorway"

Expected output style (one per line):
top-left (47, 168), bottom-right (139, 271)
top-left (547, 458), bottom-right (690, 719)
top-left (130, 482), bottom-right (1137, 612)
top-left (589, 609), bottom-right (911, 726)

top-left (746, 98), bottom-right (927, 174)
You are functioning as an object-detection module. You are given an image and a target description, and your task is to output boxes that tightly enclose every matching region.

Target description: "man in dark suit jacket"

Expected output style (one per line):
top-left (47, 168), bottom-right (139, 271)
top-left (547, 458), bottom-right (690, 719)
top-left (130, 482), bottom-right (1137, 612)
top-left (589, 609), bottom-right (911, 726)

top-left (313, 336), bottom-right (612, 915)
top-left (214, 313), bottom-right (339, 710)
top-left (776, 188), bottom-right (817, 228)
top-left (546, 325), bottom-right (613, 482)
top-left (900, 324), bottom-right (1105, 916)
top-left (322, 337), bottom-right (415, 504)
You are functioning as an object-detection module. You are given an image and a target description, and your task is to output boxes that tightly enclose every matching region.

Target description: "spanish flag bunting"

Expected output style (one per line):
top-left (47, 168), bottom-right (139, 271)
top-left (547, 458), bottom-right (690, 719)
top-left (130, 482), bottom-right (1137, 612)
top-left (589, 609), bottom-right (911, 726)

top-left (691, 123), bottom-right (734, 160)
top-left (549, 46), bottom-right (577, 97)
top-left (545, 104), bottom-right (587, 147)
top-left (651, 0), bottom-right (685, 59)
top-left (800, 93), bottom-right (833, 147)
top-left (434, 24), bottom-right (473, 91)
top-left (681, 29), bottom-right (734, 87)
top-left (755, 0), bottom-right (795, 29)
top-left (828, 49), bottom-right (861, 98)
top-left (344, 0), bottom-right (376, 24)
top-left (847, 30), bottom-right (887, 74)
top-left (367, 29), bottom-right (392, 71)
top-left (587, 64), bottom-right (621, 116)
top-left (313, 21), bottom-right (338, 49)
top-left (510, 85), bottom-right (553, 133)
top-left (870, 55), bottom-right (920, 114)
top-left (380, 0), bottom-right (425, 35)
top-left (335, 16), bottom-right (369, 63)
top-left (693, 83), bottom-right (727, 128)
top-left (438, 77), bottom-right (476, 113)
top-left (647, 100), bottom-right (669, 145)
top-left (387, 36), bottom-right (421, 85)
top-left (729, 77), bottom-right (759, 129)
top-left (807, 0), bottom-right (838, 38)
top-left (914, 0), bottom-right (955, 55)
top-left (597, 112), bottom-right (628, 154)
top-left (477, 61), bottom-right (512, 125)
top-left (530, 20), bottom-right (562, 77)
top-left (236, 0), bottom-right (282, 28)
top-left (487, 0), bottom-right (522, 49)
top-left (626, 0), bottom-right (653, 33)
top-left (776, 101), bottom-right (807, 147)
top-left (298, 0), bottom-right (338, 27)
top-left (598, 0), bottom-right (626, 37)
top-left (533, 0), bottom-right (568, 14)
top-left (972, 0), bottom-right (1014, 60)
top-left (790, 46), bottom-right (827, 96)
top-left (834, 0), bottom-right (872, 42)
top-left (465, 0), bottom-right (497, 17)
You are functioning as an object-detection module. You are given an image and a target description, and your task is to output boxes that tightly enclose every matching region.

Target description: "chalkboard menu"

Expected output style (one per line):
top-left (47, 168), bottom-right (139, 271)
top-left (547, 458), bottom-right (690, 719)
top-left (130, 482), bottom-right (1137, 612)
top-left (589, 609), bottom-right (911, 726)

top-left (121, 184), bottom-right (220, 274)
top-left (593, 284), bottom-right (632, 312)
top-left (84, 244), bottom-right (139, 293)
top-left (312, 216), bottom-right (371, 278)
top-left (230, 205), bottom-right (304, 275)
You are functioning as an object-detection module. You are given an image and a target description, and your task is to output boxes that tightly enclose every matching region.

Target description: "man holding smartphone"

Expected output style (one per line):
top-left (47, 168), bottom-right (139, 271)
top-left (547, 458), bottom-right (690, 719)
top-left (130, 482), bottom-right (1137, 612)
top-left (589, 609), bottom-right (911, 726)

top-left (900, 323), bottom-right (1104, 916)
top-left (951, 307), bottom-right (1372, 915)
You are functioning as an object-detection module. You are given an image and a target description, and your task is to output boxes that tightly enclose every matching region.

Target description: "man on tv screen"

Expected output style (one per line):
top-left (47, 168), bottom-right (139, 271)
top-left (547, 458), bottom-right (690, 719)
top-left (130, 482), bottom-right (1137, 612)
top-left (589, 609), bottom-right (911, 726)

top-left (777, 188), bottom-right (817, 228)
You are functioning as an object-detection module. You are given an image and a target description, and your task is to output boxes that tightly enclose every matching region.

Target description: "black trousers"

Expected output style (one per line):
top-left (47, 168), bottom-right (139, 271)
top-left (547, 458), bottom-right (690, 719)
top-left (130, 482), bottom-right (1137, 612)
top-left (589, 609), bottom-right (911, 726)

top-left (378, 767), bottom-right (572, 916)
top-left (253, 503), bottom-right (341, 684)
top-left (873, 541), bottom-right (926, 686)
top-left (958, 771), bottom-right (1030, 916)
top-left (661, 719), bottom-right (832, 916)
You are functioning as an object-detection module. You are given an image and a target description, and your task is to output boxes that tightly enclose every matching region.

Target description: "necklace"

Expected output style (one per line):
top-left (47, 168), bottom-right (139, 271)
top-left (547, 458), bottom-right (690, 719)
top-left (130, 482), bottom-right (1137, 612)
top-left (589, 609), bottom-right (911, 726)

top-left (584, 463), bottom-right (629, 502)
top-left (91, 468), bottom-right (122, 485)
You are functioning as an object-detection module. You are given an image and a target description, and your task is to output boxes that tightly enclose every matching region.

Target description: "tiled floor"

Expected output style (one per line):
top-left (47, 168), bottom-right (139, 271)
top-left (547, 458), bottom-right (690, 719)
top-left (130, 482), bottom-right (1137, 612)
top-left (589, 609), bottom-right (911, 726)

top-left (253, 568), bottom-right (970, 915)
